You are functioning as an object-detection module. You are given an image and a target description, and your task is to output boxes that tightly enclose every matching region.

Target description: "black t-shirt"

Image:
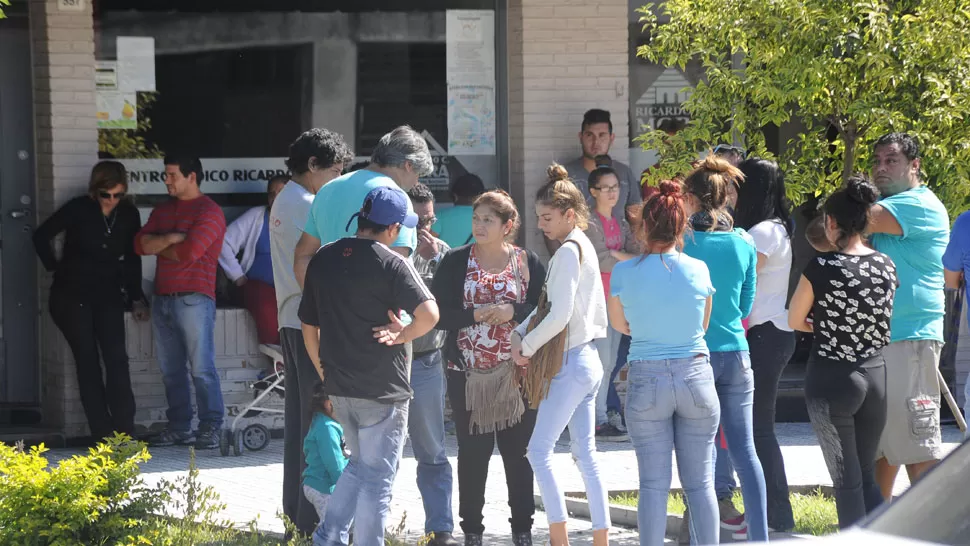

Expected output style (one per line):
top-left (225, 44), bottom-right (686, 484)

top-left (804, 251), bottom-right (898, 363)
top-left (298, 237), bottom-right (434, 402)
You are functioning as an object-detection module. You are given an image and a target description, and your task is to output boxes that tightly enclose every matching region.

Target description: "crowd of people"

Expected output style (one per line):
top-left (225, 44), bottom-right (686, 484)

top-left (32, 104), bottom-right (961, 546)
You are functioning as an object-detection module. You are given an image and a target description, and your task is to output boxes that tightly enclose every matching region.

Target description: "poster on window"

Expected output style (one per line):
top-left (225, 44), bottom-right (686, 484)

top-left (117, 36), bottom-right (156, 92)
top-left (96, 91), bottom-right (137, 130)
top-left (447, 85), bottom-right (496, 156)
top-left (446, 10), bottom-right (495, 87)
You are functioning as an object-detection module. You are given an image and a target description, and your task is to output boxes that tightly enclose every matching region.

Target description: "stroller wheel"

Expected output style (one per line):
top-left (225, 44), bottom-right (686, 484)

top-left (232, 430), bottom-right (244, 456)
top-left (219, 429), bottom-right (231, 456)
top-left (242, 424), bottom-right (270, 451)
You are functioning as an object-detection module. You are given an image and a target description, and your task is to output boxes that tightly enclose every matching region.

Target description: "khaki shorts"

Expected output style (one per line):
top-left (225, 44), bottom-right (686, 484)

top-left (877, 340), bottom-right (944, 465)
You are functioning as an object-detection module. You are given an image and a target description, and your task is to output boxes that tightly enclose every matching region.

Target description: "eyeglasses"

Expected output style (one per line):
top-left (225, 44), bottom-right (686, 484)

top-left (98, 191), bottom-right (126, 200)
top-left (592, 184), bottom-right (620, 194)
top-left (418, 215), bottom-right (437, 229)
top-left (712, 144), bottom-right (747, 159)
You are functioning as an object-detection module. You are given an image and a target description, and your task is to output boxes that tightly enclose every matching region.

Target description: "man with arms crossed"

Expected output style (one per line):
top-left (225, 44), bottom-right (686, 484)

top-left (301, 187), bottom-right (440, 546)
top-left (867, 133), bottom-right (949, 498)
top-left (270, 128), bottom-right (353, 535)
top-left (135, 156), bottom-right (227, 450)
top-left (293, 125), bottom-right (457, 546)
top-left (548, 109), bottom-right (641, 254)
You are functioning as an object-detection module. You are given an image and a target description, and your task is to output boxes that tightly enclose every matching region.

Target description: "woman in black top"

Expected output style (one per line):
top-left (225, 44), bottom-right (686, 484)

top-left (788, 176), bottom-right (898, 528)
top-left (33, 161), bottom-right (148, 441)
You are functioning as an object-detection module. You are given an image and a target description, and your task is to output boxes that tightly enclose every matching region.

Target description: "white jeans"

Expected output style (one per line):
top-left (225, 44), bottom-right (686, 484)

top-left (303, 484), bottom-right (331, 521)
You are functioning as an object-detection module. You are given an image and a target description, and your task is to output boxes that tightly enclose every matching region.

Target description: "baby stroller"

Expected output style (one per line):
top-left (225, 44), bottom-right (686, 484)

top-left (220, 343), bottom-right (285, 456)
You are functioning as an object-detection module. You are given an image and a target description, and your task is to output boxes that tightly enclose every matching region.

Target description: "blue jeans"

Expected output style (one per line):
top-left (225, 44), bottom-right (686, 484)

top-left (626, 355), bottom-right (720, 546)
top-left (527, 342), bottom-right (610, 530)
top-left (715, 440), bottom-right (738, 500)
top-left (709, 351), bottom-right (768, 540)
top-left (151, 293), bottom-right (224, 431)
top-left (409, 350), bottom-right (454, 534)
top-left (606, 334), bottom-right (630, 417)
top-left (314, 397), bottom-right (410, 546)
top-left (594, 326), bottom-right (623, 424)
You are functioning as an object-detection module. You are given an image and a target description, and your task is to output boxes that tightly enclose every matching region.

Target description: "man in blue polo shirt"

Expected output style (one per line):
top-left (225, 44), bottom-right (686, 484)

top-left (866, 132), bottom-right (950, 499)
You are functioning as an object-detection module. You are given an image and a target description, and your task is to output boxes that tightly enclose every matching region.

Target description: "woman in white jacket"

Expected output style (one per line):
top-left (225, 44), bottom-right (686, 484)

top-left (218, 175), bottom-right (287, 345)
top-left (511, 164), bottom-right (610, 546)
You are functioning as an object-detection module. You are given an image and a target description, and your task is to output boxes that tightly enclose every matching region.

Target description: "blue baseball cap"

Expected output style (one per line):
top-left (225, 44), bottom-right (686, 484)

top-left (346, 186), bottom-right (419, 232)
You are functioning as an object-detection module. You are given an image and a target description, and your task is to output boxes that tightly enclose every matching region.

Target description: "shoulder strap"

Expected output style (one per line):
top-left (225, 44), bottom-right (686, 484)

top-left (561, 239), bottom-right (583, 264)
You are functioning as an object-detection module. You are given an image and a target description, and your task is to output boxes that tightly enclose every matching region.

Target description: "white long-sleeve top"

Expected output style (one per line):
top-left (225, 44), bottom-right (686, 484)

top-left (218, 205), bottom-right (266, 282)
top-left (514, 227), bottom-right (608, 356)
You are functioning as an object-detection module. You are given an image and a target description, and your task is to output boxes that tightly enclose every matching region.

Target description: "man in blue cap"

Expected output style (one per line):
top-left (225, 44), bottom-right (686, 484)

top-left (300, 186), bottom-right (440, 546)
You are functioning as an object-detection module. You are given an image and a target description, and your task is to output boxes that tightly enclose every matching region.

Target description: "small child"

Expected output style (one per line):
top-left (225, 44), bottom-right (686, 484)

top-left (302, 386), bottom-right (348, 522)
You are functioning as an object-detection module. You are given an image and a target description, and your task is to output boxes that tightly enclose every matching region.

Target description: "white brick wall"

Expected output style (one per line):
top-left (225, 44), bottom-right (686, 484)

top-left (508, 0), bottom-right (630, 257)
top-left (30, 0), bottom-right (99, 433)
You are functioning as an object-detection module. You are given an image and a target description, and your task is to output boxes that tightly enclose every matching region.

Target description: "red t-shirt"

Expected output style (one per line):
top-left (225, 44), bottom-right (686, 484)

top-left (135, 195), bottom-right (226, 299)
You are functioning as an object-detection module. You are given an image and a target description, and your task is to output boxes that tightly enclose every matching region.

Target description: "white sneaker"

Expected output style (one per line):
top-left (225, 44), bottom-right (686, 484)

top-left (607, 410), bottom-right (627, 433)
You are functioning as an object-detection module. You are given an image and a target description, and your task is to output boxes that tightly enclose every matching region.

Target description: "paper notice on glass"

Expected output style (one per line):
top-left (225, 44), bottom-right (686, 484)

top-left (446, 10), bottom-right (495, 87)
top-left (448, 85), bottom-right (496, 155)
top-left (95, 61), bottom-right (118, 90)
top-left (96, 91), bottom-right (137, 130)
top-left (117, 37), bottom-right (156, 91)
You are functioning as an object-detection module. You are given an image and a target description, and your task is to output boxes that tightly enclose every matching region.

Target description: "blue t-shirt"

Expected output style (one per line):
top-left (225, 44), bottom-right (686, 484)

top-left (302, 413), bottom-right (348, 495)
top-left (682, 228), bottom-right (758, 352)
top-left (303, 170), bottom-right (417, 251)
top-left (245, 210), bottom-right (274, 286)
top-left (943, 211), bottom-right (970, 326)
top-left (871, 186), bottom-right (949, 342)
top-left (611, 252), bottom-right (715, 361)
top-left (432, 204), bottom-right (475, 248)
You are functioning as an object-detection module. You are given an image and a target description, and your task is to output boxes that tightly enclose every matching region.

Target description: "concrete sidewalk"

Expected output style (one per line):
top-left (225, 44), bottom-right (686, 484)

top-left (46, 423), bottom-right (964, 545)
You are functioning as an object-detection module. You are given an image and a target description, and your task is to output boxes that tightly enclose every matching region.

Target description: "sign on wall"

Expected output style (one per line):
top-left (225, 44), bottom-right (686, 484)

top-left (121, 158), bottom-right (289, 194)
top-left (446, 10), bottom-right (496, 156)
top-left (633, 66), bottom-right (692, 136)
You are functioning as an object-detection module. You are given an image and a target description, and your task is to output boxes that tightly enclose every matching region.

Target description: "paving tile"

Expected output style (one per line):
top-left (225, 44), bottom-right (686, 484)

top-left (44, 423), bottom-right (965, 543)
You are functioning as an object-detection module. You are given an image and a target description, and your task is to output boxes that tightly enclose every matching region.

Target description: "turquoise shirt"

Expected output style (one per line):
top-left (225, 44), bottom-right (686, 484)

top-left (432, 204), bottom-right (475, 248)
top-left (303, 169), bottom-right (417, 251)
top-left (302, 413), bottom-right (347, 495)
top-left (870, 186), bottom-right (949, 342)
top-left (683, 228), bottom-right (757, 352)
top-left (611, 252), bottom-right (715, 361)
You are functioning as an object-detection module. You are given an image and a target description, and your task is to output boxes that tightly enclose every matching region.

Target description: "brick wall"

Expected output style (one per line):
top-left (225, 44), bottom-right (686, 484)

top-left (508, 0), bottom-right (630, 257)
top-left (29, 0), bottom-right (100, 433)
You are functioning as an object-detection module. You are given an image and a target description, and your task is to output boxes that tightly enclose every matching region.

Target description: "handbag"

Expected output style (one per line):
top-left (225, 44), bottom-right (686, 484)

top-left (464, 246), bottom-right (526, 434)
top-left (522, 239), bottom-right (582, 409)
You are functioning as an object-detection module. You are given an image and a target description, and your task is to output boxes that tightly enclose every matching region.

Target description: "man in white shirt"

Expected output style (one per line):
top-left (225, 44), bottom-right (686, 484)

top-left (269, 128), bottom-right (353, 536)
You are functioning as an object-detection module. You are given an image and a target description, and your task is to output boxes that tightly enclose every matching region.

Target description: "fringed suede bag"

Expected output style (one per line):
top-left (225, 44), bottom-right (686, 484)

top-left (465, 248), bottom-right (526, 434)
top-left (523, 239), bottom-right (582, 409)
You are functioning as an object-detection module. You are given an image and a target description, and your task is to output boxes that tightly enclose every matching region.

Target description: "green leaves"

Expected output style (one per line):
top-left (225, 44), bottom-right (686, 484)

top-left (0, 0), bottom-right (8, 19)
top-left (636, 0), bottom-right (970, 216)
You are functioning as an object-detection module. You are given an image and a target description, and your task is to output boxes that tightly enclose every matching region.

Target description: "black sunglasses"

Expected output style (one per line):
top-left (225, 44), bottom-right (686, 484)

top-left (712, 144), bottom-right (747, 159)
top-left (99, 191), bottom-right (126, 200)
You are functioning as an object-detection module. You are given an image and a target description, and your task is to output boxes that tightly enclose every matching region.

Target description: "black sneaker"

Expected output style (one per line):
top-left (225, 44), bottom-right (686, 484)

top-left (194, 426), bottom-right (221, 450)
top-left (512, 532), bottom-right (533, 546)
top-left (428, 532), bottom-right (459, 546)
top-left (149, 429), bottom-right (195, 447)
top-left (595, 423), bottom-right (629, 442)
top-left (463, 533), bottom-right (482, 546)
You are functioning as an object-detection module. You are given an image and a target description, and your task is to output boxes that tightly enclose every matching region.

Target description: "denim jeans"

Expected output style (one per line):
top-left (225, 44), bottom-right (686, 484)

top-left (714, 436), bottom-right (737, 500)
top-left (527, 342), bottom-right (610, 530)
top-left (709, 350), bottom-right (768, 540)
top-left (626, 355), bottom-right (720, 546)
top-left (594, 326), bottom-right (623, 424)
top-left (314, 397), bottom-right (410, 546)
top-left (409, 350), bottom-right (454, 534)
top-left (606, 334), bottom-right (630, 417)
top-left (151, 293), bottom-right (224, 431)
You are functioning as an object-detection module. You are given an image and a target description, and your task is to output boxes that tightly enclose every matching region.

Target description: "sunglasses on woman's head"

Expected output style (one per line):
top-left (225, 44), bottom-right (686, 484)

top-left (712, 144), bottom-right (747, 159)
top-left (99, 191), bottom-right (126, 200)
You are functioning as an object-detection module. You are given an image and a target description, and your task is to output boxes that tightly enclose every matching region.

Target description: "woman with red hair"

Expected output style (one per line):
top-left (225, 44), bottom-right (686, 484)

top-left (607, 181), bottom-right (721, 545)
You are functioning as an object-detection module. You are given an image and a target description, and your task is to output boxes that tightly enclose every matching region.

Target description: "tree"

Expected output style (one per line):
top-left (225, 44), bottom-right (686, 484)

top-left (0, 0), bottom-right (9, 19)
top-left (636, 0), bottom-right (970, 216)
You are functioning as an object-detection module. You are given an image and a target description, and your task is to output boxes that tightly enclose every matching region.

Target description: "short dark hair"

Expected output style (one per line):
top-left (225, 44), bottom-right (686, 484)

top-left (451, 173), bottom-right (485, 200)
top-left (356, 217), bottom-right (390, 234)
top-left (88, 160), bottom-right (128, 198)
top-left (268, 174), bottom-right (289, 192)
top-left (407, 183), bottom-right (434, 204)
top-left (582, 109), bottom-right (613, 133)
top-left (823, 174), bottom-right (879, 250)
top-left (163, 155), bottom-right (203, 186)
top-left (286, 128), bottom-right (354, 175)
top-left (874, 132), bottom-right (920, 161)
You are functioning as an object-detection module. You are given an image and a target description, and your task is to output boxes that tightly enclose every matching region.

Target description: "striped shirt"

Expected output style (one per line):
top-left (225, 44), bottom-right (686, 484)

top-left (135, 196), bottom-right (226, 299)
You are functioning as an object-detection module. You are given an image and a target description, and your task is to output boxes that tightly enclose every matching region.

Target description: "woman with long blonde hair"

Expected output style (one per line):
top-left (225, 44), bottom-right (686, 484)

top-left (511, 165), bottom-right (610, 546)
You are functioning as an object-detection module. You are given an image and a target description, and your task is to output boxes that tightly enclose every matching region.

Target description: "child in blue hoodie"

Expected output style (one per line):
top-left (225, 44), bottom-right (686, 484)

top-left (303, 387), bottom-right (348, 521)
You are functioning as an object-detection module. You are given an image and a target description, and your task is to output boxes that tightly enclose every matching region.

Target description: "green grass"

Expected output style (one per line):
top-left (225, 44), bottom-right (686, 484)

top-left (609, 489), bottom-right (838, 536)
